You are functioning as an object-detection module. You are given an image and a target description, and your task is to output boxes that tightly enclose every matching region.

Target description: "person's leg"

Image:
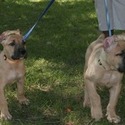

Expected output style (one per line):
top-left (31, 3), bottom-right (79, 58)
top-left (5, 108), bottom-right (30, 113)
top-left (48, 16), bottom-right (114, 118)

top-left (94, 0), bottom-right (114, 35)
top-left (113, 0), bottom-right (125, 30)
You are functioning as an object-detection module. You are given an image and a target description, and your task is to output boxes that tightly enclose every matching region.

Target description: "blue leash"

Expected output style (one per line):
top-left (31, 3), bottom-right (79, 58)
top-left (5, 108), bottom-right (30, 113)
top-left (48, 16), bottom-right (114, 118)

top-left (23, 0), bottom-right (55, 42)
top-left (104, 0), bottom-right (112, 36)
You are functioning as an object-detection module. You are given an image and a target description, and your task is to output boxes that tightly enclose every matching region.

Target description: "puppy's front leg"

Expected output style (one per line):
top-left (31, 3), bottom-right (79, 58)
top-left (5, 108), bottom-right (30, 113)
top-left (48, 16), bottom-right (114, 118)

top-left (106, 83), bottom-right (121, 123)
top-left (85, 79), bottom-right (103, 121)
top-left (0, 85), bottom-right (12, 120)
top-left (83, 85), bottom-right (90, 107)
top-left (17, 77), bottom-right (29, 105)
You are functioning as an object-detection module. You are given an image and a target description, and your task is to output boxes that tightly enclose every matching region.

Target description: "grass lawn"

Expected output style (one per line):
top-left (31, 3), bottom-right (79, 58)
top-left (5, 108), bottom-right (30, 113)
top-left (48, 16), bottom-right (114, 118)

top-left (0, 0), bottom-right (125, 125)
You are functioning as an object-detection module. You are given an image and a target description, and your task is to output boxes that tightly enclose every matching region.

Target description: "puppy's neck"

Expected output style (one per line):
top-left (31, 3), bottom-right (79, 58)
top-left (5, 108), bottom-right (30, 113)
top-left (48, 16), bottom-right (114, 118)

top-left (4, 55), bottom-right (20, 64)
top-left (98, 57), bottom-right (117, 71)
top-left (98, 50), bottom-right (116, 71)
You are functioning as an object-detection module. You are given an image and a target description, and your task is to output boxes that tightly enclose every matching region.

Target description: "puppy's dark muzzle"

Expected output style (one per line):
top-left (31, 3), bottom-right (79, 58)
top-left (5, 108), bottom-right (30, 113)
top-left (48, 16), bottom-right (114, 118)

top-left (20, 48), bottom-right (27, 57)
top-left (11, 48), bottom-right (27, 60)
top-left (118, 57), bottom-right (125, 73)
top-left (20, 48), bottom-right (27, 59)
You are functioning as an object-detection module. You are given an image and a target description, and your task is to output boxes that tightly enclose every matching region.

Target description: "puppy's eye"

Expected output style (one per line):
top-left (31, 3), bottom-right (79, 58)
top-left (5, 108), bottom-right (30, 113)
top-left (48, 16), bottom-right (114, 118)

top-left (116, 51), bottom-right (125, 56)
top-left (9, 40), bottom-right (16, 46)
top-left (116, 53), bottom-right (123, 56)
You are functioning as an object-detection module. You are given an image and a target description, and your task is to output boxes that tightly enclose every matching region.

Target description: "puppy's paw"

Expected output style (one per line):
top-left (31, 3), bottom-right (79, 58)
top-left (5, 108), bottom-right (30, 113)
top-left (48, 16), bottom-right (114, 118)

top-left (91, 108), bottom-right (103, 121)
top-left (83, 100), bottom-right (90, 108)
top-left (1, 112), bottom-right (12, 120)
top-left (92, 113), bottom-right (103, 121)
top-left (18, 97), bottom-right (30, 105)
top-left (106, 113), bottom-right (121, 123)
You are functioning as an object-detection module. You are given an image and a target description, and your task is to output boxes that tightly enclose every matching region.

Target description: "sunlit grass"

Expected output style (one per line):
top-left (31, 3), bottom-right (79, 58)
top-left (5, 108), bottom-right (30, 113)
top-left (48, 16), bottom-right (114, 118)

top-left (29, 0), bottom-right (41, 2)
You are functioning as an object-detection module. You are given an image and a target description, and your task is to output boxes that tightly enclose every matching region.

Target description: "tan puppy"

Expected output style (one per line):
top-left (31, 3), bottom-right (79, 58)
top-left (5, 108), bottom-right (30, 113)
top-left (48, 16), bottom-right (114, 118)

top-left (0, 29), bottom-right (29, 120)
top-left (83, 34), bottom-right (125, 123)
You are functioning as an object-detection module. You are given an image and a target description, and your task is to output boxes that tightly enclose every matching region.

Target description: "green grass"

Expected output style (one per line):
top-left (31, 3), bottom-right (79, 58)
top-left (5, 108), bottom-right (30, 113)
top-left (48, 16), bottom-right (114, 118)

top-left (0, 0), bottom-right (125, 125)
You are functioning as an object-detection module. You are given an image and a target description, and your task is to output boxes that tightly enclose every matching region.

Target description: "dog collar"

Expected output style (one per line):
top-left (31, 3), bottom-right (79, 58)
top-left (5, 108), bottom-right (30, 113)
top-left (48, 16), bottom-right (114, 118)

top-left (4, 55), bottom-right (20, 64)
top-left (4, 55), bottom-right (7, 60)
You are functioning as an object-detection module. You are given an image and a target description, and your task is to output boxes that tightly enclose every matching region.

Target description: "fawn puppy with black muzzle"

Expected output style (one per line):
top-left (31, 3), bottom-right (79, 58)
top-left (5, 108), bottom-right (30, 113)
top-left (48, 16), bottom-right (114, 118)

top-left (84, 34), bottom-right (125, 123)
top-left (0, 29), bottom-right (29, 120)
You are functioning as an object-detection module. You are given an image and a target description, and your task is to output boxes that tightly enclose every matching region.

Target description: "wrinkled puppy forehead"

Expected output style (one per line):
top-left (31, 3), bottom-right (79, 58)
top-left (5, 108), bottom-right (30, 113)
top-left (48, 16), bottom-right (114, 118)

top-left (118, 41), bottom-right (125, 49)
top-left (115, 34), bottom-right (125, 48)
top-left (1, 29), bottom-right (23, 44)
top-left (2, 29), bottom-right (21, 37)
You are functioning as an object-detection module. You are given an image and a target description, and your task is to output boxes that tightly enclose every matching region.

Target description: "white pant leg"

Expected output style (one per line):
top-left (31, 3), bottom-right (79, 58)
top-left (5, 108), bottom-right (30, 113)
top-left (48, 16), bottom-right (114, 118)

top-left (94, 0), bottom-right (113, 31)
top-left (113, 0), bottom-right (125, 30)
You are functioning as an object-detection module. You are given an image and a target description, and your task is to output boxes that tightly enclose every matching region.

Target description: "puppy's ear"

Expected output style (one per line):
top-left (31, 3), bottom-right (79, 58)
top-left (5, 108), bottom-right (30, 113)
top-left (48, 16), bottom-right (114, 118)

top-left (0, 34), bottom-right (2, 42)
top-left (103, 36), bottom-right (117, 52)
top-left (16, 29), bottom-right (21, 35)
top-left (0, 33), bottom-right (5, 43)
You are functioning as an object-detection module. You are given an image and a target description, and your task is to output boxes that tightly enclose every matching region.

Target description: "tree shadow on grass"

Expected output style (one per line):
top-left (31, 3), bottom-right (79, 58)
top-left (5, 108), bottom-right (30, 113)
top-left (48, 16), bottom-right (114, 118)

top-left (0, 0), bottom-right (98, 67)
top-left (0, 1), bottom-right (117, 125)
